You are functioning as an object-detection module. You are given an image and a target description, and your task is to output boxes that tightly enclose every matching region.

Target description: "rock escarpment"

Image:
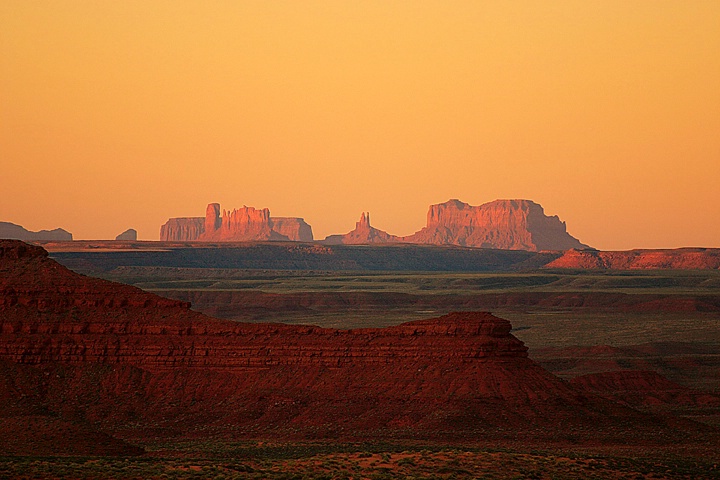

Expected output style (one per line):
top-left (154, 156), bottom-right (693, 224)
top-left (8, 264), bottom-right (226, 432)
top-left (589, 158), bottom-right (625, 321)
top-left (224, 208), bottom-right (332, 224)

top-left (1, 239), bottom-right (702, 449)
top-left (403, 199), bottom-right (588, 251)
top-left (323, 212), bottom-right (398, 245)
top-left (159, 217), bottom-right (204, 241)
top-left (0, 221), bottom-right (72, 241)
top-left (160, 203), bottom-right (313, 242)
top-left (546, 248), bottom-right (720, 270)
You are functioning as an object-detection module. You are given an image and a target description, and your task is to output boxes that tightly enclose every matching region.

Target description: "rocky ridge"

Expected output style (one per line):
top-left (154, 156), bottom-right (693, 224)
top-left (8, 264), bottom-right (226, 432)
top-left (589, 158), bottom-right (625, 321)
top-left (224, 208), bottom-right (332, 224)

top-left (0, 221), bottom-right (72, 241)
top-left (546, 248), bottom-right (720, 270)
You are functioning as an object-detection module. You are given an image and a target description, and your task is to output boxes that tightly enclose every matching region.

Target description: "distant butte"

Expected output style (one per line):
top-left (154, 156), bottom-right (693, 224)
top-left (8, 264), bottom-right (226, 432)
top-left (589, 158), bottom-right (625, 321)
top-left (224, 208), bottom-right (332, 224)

top-left (115, 228), bottom-right (137, 241)
top-left (323, 212), bottom-right (398, 245)
top-left (160, 203), bottom-right (313, 242)
top-left (401, 199), bottom-right (588, 251)
top-left (160, 199), bottom-right (586, 251)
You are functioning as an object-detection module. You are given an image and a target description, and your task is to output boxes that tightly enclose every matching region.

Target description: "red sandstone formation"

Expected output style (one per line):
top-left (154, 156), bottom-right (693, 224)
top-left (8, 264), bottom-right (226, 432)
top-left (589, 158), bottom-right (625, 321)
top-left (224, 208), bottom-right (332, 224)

top-left (546, 248), bottom-right (720, 270)
top-left (1, 239), bottom-right (709, 452)
top-left (403, 199), bottom-right (588, 251)
top-left (270, 217), bottom-right (314, 242)
top-left (160, 203), bottom-right (313, 241)
top-left (323, 212), bottom-right (399, 245)
top-left (159, 217), bottom-right (204, 241)
top-left (0, 221), bottom-right (73, 241)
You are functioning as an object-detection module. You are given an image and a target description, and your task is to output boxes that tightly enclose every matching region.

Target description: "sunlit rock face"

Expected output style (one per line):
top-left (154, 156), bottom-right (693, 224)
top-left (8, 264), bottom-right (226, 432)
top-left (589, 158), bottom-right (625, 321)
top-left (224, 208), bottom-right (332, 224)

top-left (402, 199), bottom-right (589, 251)
top-left (159, 203), bottom-right (313, 241)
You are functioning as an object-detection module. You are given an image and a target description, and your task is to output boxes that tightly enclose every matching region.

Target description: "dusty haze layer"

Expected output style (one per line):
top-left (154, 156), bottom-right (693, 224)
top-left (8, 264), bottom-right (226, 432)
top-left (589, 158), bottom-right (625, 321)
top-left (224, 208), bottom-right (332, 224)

top-left (1, 2), bottom-right (719, 248)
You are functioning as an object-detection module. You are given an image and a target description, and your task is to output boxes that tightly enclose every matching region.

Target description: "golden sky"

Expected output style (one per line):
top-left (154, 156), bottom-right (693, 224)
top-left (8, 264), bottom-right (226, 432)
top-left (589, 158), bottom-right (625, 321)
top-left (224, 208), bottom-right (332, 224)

top-left (1, 1), bottom-right (719, 249)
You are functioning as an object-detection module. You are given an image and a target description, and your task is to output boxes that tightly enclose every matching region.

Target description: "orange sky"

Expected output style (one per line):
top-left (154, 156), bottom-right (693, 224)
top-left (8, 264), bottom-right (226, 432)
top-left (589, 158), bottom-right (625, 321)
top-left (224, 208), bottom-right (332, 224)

top-left (1, 1), bottom-right (719, 249)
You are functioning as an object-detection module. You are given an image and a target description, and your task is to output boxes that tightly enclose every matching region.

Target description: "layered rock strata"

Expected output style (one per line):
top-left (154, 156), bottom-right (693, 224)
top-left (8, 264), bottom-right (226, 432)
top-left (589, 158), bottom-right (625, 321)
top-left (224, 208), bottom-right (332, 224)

top-left (545, 248), bottom-right (720, 270)
top-left (160, 203), bottom-right (313, 242)
top-left (403, 199), bottom-right (588, 251)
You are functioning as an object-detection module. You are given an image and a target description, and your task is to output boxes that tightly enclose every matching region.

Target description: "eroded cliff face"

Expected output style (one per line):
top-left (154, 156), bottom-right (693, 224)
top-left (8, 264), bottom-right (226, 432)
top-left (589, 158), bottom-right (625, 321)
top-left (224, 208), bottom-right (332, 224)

top-left (270, 217), bottom-right (314, 242)
top-left (403, 199), bottom-right (588, 251)
top-left (159, 203), bottom-right (313, 241)
top-left (159, 217), bottom-right (204, 241)
top-left (323, 212), bottom-right (398, 245)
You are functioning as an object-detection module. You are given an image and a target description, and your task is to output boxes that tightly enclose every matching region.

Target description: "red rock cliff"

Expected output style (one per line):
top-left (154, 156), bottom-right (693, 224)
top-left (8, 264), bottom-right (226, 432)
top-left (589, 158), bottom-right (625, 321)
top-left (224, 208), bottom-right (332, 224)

top-left (160, 203), bottom-right (314, 241)
top-left (403, 199), bottom-right (588, 251)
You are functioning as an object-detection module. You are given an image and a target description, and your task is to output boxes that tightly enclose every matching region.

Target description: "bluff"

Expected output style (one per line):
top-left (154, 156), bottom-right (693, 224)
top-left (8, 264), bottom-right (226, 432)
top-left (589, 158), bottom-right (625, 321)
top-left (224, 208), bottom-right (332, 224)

top-left (0, 221), bottom-right (72, 242)
top-left (402, 199), bottom-right (588, 251)
top-left (0, 239), bottom-right (703, 451)
top-left (545, 248), bottom-right (720, 270)
top-left (159, 203), bottom-right (313, 242)
top-left (323, 212), bottom-right (398, 245)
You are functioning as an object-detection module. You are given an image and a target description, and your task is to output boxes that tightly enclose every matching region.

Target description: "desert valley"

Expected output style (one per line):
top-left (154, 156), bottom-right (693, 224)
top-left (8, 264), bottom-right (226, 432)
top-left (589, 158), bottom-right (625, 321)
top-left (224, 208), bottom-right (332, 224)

top-left (1, 198), bottom-right (720, 478)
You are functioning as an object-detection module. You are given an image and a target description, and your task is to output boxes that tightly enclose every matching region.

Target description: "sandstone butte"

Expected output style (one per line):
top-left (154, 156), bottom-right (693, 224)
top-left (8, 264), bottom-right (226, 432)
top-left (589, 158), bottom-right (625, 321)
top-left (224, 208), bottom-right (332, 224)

top-left (160, 203), bottom-right (313, 242)
top-left (1, 239), bottom-right (715, 456)
top-left (402, 199), bottom-right (588, 251)
top-left (251, 199), bottom-right (588, 251)
top-left (114, 228), bottom-right (137, 241)
top-left (0, 221), bottom-right (73, 242)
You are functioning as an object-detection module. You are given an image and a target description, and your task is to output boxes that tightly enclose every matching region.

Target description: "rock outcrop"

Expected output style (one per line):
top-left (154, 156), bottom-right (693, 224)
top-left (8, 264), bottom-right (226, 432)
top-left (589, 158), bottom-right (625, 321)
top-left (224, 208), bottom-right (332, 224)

top-left (323, 212), bottom-right (398, 245)
top-left (115, 228), bottom-right (137, 241)
top-left (0, 221), bottom-right (72, 241)
top-left (159, 203), bottom-right (313, 242)
top-left (270, 217), bottom-right (314, 242)
top-left (545, 248), bottom-right (720, 270)
top-left (1, 239), bottom-right (703, 450)
top-left (402, 199), bottom-right (588, 251)
top-left (159, 217), bottom-right (204, 241)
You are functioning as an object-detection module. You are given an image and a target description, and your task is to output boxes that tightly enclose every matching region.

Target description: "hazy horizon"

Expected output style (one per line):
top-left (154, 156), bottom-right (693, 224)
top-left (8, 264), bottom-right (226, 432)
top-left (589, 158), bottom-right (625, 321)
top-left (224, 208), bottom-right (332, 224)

top-left (2, 1), bottom-right (719, 249)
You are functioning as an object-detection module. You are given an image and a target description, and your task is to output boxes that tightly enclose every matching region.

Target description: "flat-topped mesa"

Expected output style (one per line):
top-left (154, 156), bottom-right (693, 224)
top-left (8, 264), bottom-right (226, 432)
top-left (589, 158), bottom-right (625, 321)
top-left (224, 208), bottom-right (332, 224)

top-left (403, 199), bottom-right (589, 251)
top-left (323, 212), bottom-right (399, 245)
top-left (160, 217), bottom-right (204, 241)
top-left (160, 203), bottom-right (314, 241)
